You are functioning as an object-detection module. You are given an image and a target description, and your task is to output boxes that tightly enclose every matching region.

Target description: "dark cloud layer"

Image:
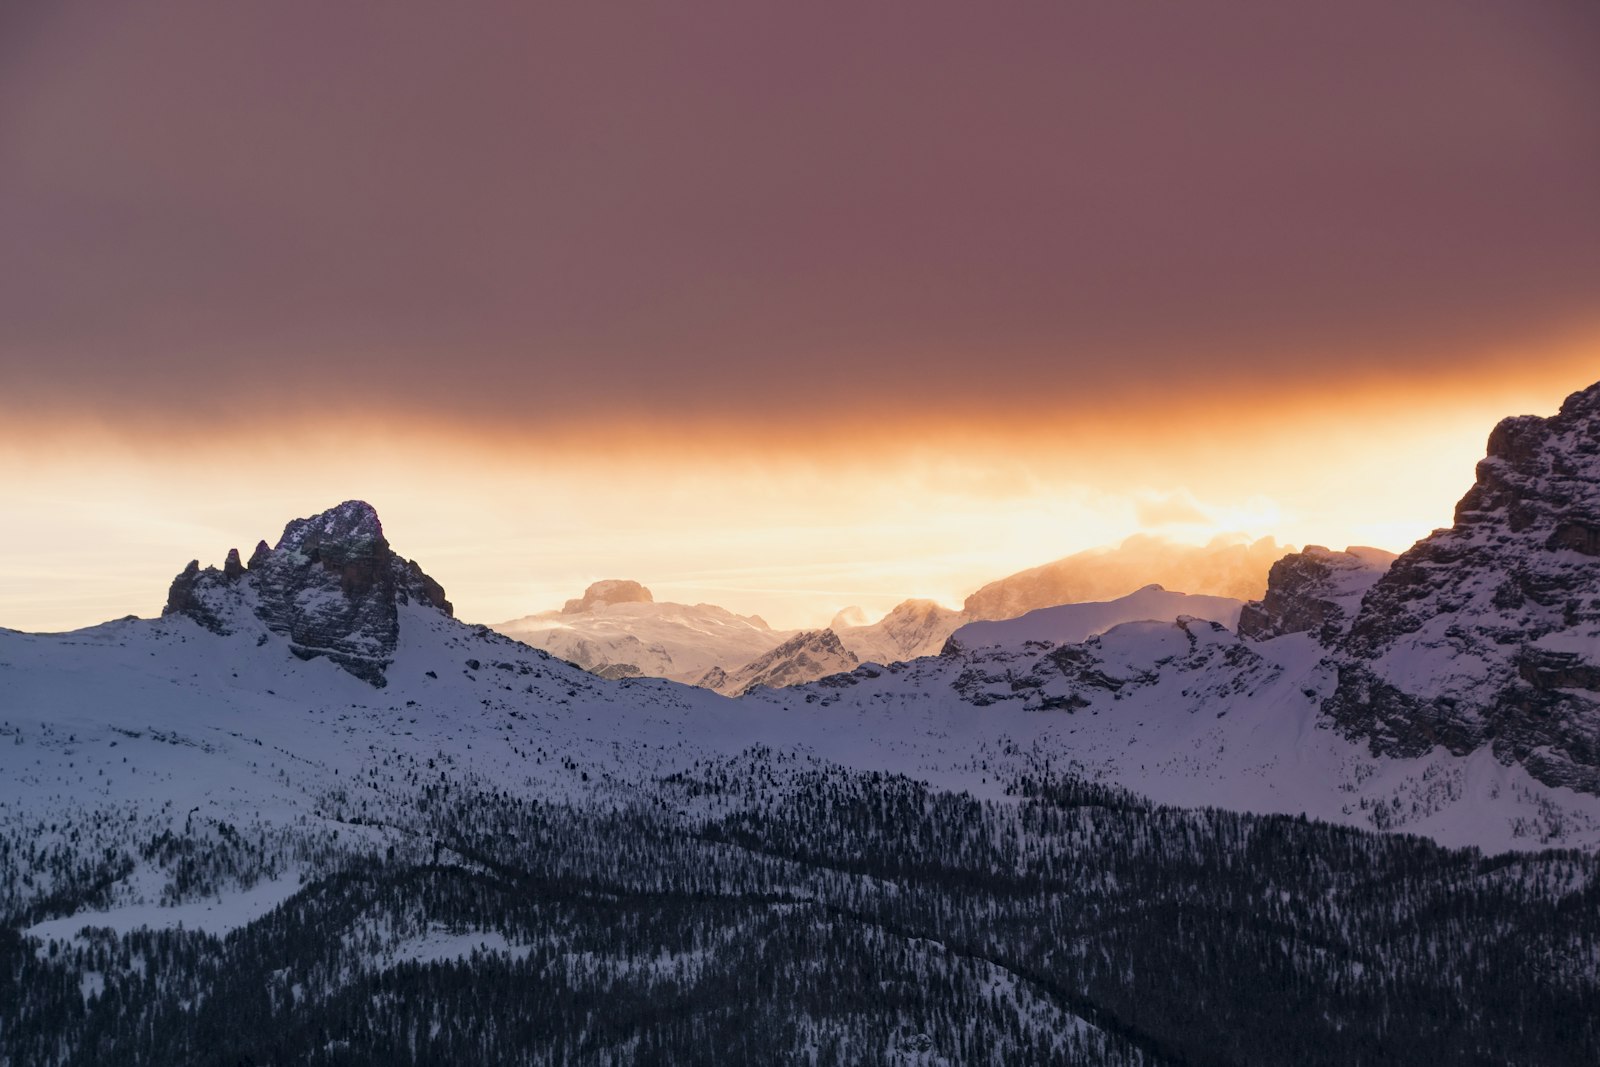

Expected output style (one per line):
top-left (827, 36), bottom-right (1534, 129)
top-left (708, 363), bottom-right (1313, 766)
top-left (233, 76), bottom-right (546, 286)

top-left (3, 1), bottom-right (1596, 427)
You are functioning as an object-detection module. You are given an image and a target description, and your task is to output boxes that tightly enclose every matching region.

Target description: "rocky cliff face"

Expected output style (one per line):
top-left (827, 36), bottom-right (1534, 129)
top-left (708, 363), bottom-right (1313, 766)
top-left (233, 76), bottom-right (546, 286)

top-left (1322, 382), bottom-right (1600, 792)
top-left (163, 501), bottom-right (452, 686)
top-left (1237, 546), bottom-right (1395, 644)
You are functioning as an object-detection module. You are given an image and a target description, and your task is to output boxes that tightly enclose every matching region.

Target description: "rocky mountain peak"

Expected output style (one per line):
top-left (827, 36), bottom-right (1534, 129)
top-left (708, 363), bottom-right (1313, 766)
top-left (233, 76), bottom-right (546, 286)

top-left (1451, 383), bottom-right (1600, 547)
top-left (276, 499), bottom-right (385, 556)
top-left (1324, 380), bottom-right (1600, 792)
top-left (562, 579), bottom-right (654, 614)
top-left (162, 501), bottom-right (452, 686)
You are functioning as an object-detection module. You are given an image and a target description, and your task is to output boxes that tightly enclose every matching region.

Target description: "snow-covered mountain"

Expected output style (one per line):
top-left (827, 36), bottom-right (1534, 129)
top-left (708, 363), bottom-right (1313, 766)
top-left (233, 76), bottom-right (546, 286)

top-left (8, 475), bottom-right (1598, 944)
top-left (489, 535), bottom-right (1289, 694)
top-left (752, 599), bottom-right (1600, 851)
top-left (833, 598), bottom-right (965, 663)
top-left (496, 587), bottom-right (964, 692)
top-left (494, 581), bottom-right (789, 683)
top-left (710, 628), bottom-right (860, 696)
top-left (1322, 381), bottom-right (1600, 792)
top-left (961, 532), bottom-right (1287, 621)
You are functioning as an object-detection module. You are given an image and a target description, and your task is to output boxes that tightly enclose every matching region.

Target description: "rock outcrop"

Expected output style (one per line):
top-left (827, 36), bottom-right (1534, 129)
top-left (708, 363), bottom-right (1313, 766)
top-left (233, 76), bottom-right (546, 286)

top-left (1237, 546), bottom-right (1395, 644)
top-left (1323, 382), bottom-right (1600, 792)
top-left (947, 615), bottom-right (1274, 711)
top-left (163, 501), bottom-right (452, 686)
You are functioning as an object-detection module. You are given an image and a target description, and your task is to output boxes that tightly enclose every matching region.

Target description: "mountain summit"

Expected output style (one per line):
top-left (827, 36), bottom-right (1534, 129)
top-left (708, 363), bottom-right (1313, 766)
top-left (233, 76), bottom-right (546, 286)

top-left (163, 500), bottom-right (451, 685)
top-left (562, 579), bottom-right (654, 613)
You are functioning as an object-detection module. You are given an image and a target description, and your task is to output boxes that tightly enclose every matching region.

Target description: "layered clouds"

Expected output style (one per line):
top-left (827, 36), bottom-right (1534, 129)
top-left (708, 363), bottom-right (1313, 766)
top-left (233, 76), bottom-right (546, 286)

top-left (1, 1), bottom-right (1596, 628)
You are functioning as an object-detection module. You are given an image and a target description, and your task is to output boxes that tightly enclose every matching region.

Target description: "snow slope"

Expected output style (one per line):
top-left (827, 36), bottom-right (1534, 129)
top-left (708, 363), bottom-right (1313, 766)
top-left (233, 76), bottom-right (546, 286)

top-left (5, 590), bottom-right (1597, 946)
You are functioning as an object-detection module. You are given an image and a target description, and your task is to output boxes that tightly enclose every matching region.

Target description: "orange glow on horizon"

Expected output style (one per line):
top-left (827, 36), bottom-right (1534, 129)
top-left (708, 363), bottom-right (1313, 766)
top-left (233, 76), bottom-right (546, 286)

top-left (0, 345), bottom-right (1594, 634)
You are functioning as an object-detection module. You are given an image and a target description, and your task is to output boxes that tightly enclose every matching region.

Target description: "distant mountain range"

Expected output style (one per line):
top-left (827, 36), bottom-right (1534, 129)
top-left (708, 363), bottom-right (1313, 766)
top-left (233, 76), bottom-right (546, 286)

top-left (494, 581), bottom-right (783, 684)
top-left (496, 533), bottom-right (1296, 691)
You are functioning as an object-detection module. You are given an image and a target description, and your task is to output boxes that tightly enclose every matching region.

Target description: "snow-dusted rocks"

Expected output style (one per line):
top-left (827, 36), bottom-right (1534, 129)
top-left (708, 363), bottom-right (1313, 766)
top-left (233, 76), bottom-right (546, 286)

top-left (1236, 546), bottom-right (1395, 644)
top-left (949, 615), bottom-right (1272, 712)
top-left (716, 629), bottom-right (859, 696)
top-left (162, 500), bottom-right (451, 686)
top-left (1325, 382), bottom-right (1600, 792)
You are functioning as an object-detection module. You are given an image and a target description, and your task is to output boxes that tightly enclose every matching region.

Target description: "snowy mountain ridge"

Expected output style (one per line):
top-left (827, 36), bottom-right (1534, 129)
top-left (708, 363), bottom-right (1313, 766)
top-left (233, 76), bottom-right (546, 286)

top-left (490, 533), bottom-right (1293, 691)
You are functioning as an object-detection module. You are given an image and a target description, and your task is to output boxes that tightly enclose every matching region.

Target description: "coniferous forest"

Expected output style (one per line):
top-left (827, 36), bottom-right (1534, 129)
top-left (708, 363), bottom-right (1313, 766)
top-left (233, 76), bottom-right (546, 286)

top-left (4, 749), bottom-right (1597, 1066)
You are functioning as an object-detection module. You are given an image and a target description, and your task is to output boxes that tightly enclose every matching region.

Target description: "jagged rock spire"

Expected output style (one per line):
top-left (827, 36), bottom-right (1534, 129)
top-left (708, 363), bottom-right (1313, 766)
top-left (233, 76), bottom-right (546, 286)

top-left (162, 501), bottom-right (452, 686)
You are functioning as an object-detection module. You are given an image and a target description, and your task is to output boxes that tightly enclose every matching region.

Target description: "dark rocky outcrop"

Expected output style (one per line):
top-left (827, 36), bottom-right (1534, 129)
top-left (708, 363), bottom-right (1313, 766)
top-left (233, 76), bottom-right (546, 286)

top-left (162, 501), bottom-right (452, 686)
top-left (1322, 381), bottom-right (1600, 792)
top-left (590, 662), bottom-right (644, 681)
top-left (164, 560), bottom-right (228, 635)
top-left (1237, 546), bottom-right (1395, 644)
top-left (695, 665), bottom-right (729, 691)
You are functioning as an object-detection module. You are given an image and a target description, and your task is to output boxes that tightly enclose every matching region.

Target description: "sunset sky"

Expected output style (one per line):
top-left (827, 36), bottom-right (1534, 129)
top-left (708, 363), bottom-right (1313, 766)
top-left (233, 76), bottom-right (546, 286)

top-left (2, 1), bottom-right (1597, 632)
